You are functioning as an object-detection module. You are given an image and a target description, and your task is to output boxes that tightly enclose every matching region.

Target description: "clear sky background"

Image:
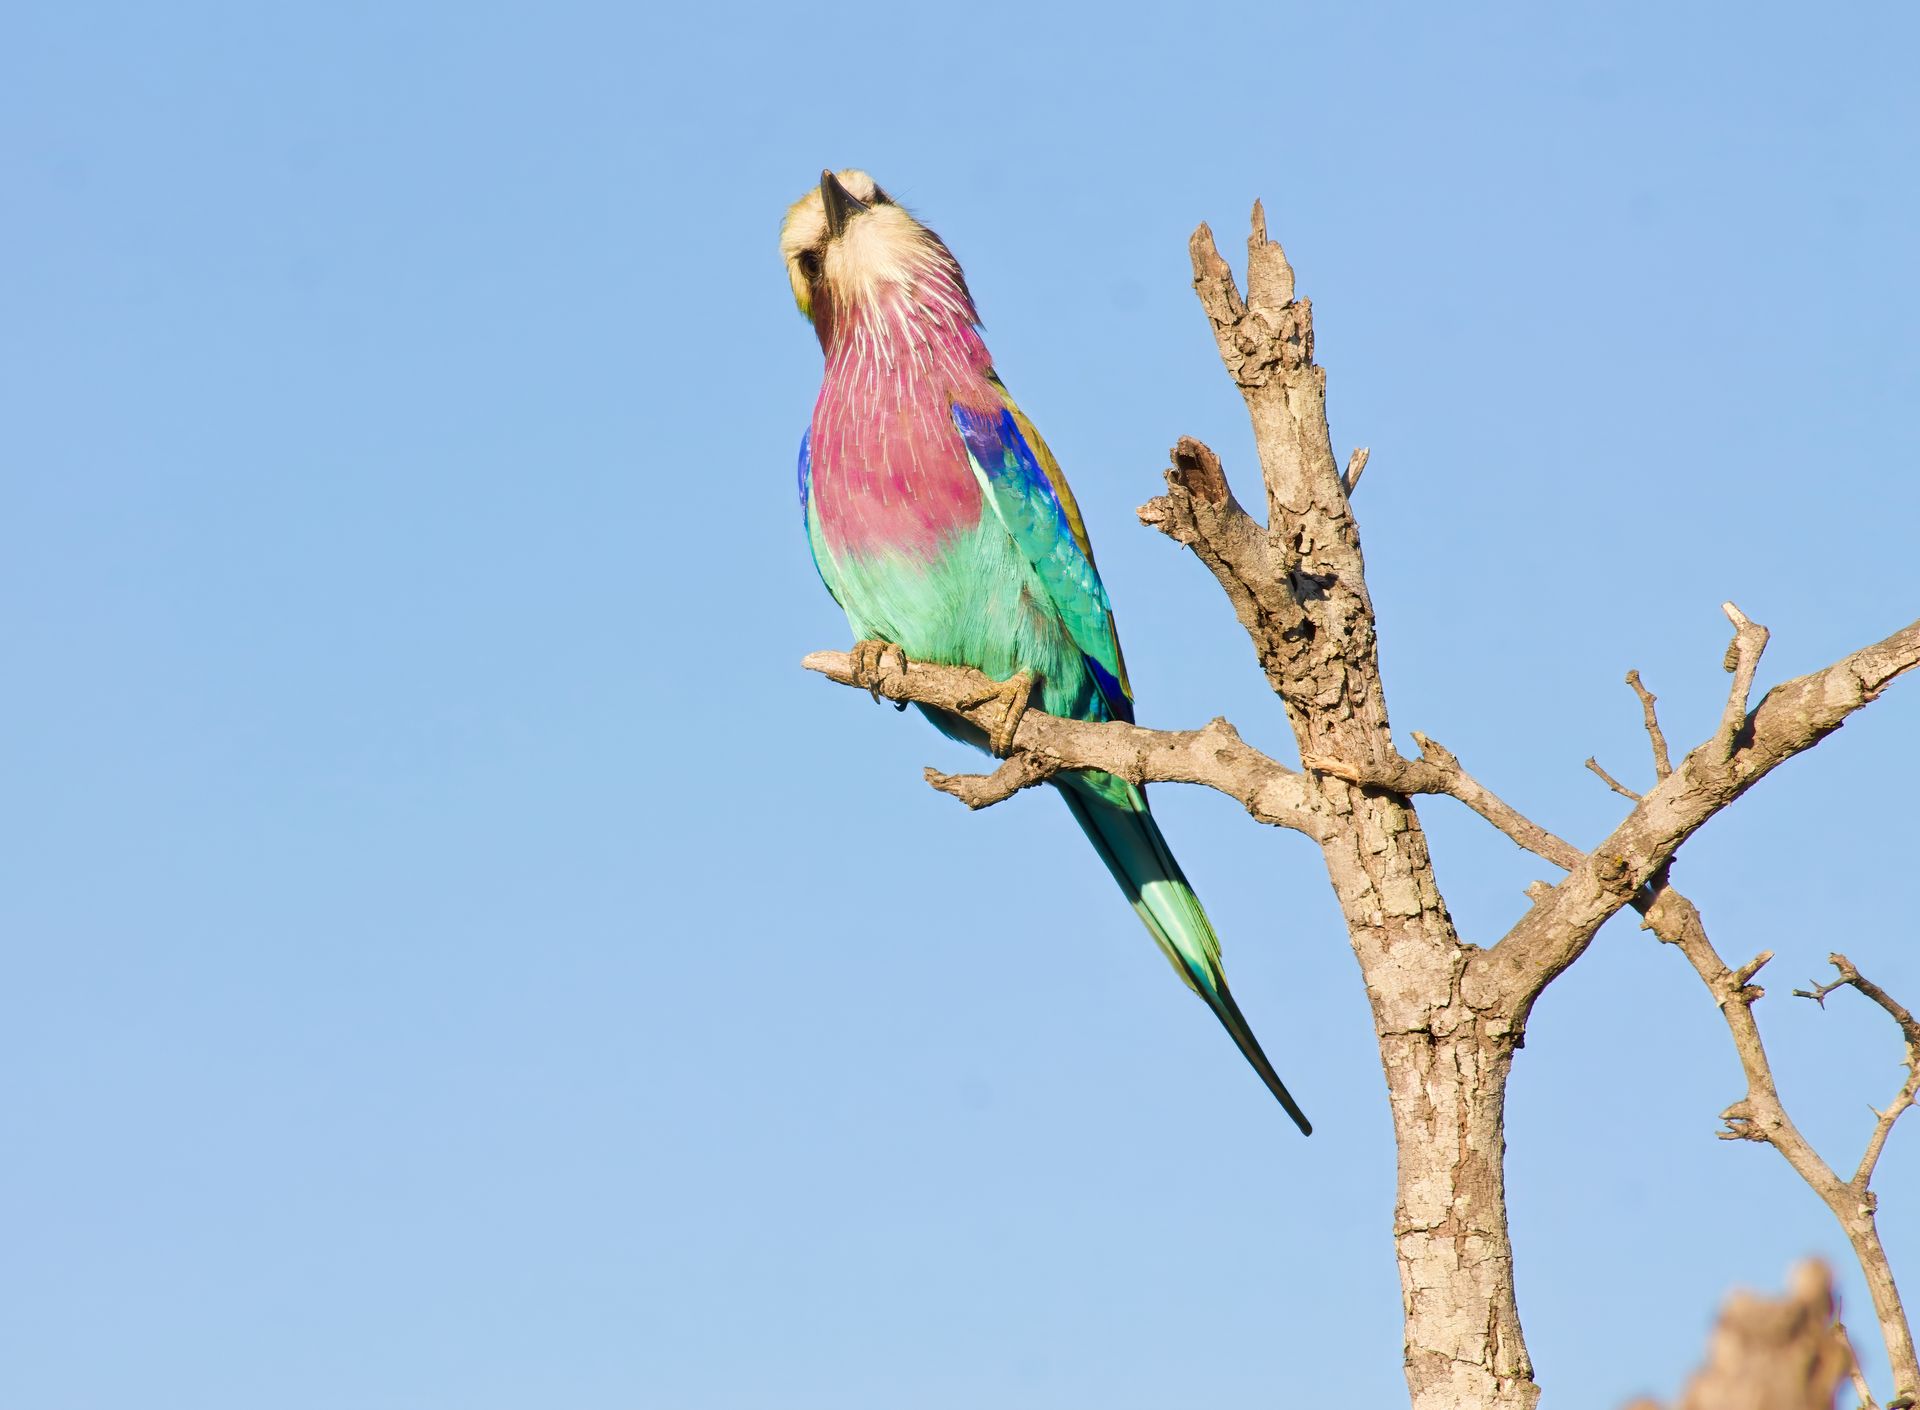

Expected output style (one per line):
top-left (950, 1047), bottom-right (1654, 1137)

top-left (4, 3), bottom-right (1917, 1407)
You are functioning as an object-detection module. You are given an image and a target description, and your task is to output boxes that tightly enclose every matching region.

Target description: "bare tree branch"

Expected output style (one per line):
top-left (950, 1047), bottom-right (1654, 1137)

top-left (1626, 669), bottom-right (1674, 780)
top-left (1475, 612), bottom-right (1920, 1013)
top-left (1647, 902), bottom-right (1920, 1403)
top-left (1716, 601), bottom-right (1772, 761)
top-left (1137, 437), bottom-right (1309, 701)
top-left (802, 650), bottom-right (1324, 836)
top-left (1792, 955), bottom-right (1920, 1209)
top-left (1838, 1323), bottom-right (1882, 1410)
top-left (1585, 756), bottom-right (1644, 801)
top-left (923, 754), bottom-right (1058, 808)
top-left (1302, 732), bottom-right (1584, 872)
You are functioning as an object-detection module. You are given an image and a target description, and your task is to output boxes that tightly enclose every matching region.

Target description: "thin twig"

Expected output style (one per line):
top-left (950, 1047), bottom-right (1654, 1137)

top-left (923, 755), bottom-right (1059, 808)
top-left (1717, 602), bottom-right (1772, 762)
top-left (1838, 1322), bottom-right (1881, 1410)
top-left (1733, 950), bottom-right (1775, 990)
top-left (1625, 669), bottom-right (1674, 779)
top-left (1584, 756), bottom-right (1643, 801)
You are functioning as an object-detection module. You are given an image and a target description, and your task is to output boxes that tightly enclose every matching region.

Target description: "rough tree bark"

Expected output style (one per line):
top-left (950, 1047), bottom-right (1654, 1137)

top-left (804, 207), bottom-right (1920, 1409)
top-left (1171, 208), bottom-right (1530, 1408)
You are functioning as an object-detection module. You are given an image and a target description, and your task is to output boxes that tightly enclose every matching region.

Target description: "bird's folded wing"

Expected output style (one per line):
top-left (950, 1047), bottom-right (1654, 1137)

top-left (795, 427), bottom-right (843, 607)
top-left (951, 388), bottom-right (1133, 723)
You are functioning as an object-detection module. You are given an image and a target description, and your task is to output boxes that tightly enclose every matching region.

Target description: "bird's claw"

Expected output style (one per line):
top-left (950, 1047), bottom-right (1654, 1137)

top-left (848, 638), bottom-right (908, 703)
top-left (962, 670), bottom-right (1034, 756)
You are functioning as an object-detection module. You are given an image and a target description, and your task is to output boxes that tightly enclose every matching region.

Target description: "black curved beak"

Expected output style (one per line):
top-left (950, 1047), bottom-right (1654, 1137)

top-left (820, 169), bottom-right (869, 239)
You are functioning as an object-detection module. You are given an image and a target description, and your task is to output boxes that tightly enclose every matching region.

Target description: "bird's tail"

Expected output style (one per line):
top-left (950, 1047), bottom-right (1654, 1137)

top-left (1055, 771), bottom-right (1311, 1135)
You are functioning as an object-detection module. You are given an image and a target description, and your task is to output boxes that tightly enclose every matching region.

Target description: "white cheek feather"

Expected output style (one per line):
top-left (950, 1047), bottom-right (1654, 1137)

top-left (824, 207), bottom-right (929, 303)
top-left (778, 198), bottom-right (828, 265)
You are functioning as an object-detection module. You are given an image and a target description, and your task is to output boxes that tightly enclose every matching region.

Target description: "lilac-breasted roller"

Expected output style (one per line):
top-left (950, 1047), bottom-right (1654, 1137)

top-left (783, 170), bottom-right (1310, 1132)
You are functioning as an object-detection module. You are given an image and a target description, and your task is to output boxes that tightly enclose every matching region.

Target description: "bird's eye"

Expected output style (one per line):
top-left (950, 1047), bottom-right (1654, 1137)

top-left (870, 186), bottom-right (893, 206)
top-left (797, 250), bottom-right (822, 281)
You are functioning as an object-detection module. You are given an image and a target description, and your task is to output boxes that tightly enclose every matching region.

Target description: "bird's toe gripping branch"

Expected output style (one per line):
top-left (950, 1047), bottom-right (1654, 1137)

top-left (814, 642), bottom-right (1032, 754)
top-left (848, 638), bottom-right (909, 704)
top-left (804, 647), bottom-right (1062, 809)
top-left (960, 669), bottom-right (1035, 757)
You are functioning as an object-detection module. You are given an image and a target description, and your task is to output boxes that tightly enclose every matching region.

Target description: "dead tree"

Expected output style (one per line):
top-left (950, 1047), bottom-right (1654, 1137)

top-left (805, 206), bottom-right (1920, 1410)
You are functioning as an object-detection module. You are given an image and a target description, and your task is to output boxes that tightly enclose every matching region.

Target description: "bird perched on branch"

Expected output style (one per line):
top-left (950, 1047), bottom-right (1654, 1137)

top-left (782, 169), bottom-right (1310, 1133)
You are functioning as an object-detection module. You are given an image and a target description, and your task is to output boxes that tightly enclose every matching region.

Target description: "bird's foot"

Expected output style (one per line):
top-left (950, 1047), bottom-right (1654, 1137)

top-left (961, 670), bottom-right (1035, 756)
top-left (848, 638), bottom-right (908, 703)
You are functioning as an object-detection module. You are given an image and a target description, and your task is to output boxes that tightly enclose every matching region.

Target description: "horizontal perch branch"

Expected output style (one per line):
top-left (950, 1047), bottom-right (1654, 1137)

top-left (802, 649), bottom-right (1324, 836)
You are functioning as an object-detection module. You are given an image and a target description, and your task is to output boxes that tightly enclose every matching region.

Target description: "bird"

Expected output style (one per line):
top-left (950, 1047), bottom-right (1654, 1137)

top-left (782, 169), bottom-right (1310, 1133)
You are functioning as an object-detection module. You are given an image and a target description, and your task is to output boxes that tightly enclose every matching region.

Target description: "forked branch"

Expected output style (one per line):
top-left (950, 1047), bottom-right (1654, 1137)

top-left (1474, 607), bottom-right (1920, 1012)
top-left (1792, 957), bottom-right (1920, 1201)
top-left (1647, 904), bottom-right (1920, 1404)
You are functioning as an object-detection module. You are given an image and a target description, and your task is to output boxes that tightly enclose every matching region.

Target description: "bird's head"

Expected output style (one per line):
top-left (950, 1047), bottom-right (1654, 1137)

top-left (780, 169), bottom-right (977, 349)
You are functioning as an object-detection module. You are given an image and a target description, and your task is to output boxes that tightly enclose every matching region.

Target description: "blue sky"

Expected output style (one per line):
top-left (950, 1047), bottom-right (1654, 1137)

top-left (4, 3), bottom-right (1916, 1406)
